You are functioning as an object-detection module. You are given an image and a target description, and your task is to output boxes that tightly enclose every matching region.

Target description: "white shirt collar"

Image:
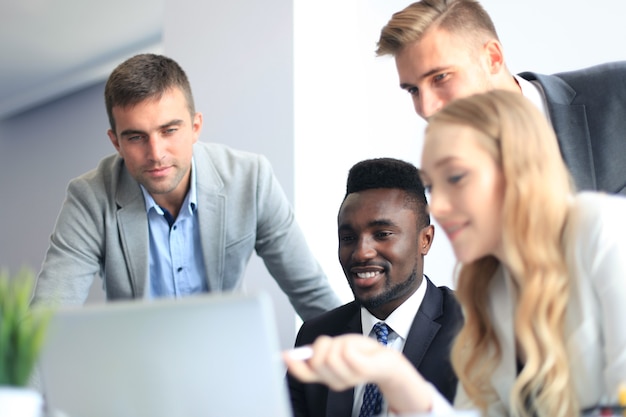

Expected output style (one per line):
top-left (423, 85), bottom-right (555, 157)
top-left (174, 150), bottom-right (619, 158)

top-left (514, 74), bottom-right (552, 127)
top-left (360, 275), bottom-right (428, 341)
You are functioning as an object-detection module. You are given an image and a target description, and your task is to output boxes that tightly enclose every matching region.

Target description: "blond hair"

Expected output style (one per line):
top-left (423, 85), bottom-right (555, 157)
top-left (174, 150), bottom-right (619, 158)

top-left (376, 0), bottom-right (499, 56)
top-left (426, 90), bottom-right (577, 417)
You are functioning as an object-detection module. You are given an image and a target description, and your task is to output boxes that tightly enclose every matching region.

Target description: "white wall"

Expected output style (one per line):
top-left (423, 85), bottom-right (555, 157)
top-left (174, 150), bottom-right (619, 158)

top-left (483, 0), bottom-right (626, 75)
top-left (0, 83), bottom-right (112, 297)
top-left (294, 0), bottom-right (430, 303)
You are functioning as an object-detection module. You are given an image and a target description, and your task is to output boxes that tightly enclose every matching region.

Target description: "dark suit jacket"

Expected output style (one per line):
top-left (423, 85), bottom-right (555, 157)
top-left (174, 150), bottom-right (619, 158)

top-left (287, 277), bottom-right (463, 417)
top-left (519, 61), bottom-right (626, 195)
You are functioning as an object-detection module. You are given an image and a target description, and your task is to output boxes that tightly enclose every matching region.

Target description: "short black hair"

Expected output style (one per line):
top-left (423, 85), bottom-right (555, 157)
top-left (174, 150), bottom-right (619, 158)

top-left (344, 158), bottom-right (430, 228)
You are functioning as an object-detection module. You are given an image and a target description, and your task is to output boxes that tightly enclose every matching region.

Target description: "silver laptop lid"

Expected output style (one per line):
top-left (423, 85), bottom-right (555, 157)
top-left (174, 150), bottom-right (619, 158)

top-left (38, 292), bottom-right (293, 417)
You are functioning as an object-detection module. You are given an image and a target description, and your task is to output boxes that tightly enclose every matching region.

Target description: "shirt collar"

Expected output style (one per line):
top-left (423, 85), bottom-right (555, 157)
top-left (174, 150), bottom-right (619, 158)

top-left (360, 275), bottom-right (427, 341)
top-left (140, 157), bottom-right (198, 215)
top-left (514, 74), bottom-right (552, 126)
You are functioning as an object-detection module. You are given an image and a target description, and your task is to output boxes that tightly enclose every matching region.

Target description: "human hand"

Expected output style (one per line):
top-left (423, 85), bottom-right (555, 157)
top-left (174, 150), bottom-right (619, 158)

top-left (283, 334), bottom-right (433, 414)
top-left (284, 334), bottom-right (397, 390)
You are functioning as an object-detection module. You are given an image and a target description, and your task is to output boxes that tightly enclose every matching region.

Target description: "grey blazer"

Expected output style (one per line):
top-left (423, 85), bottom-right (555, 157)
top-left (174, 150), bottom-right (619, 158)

top-left (519, 61), bottom-right (626, 195)
top-left (287, 277), bottom-right (463, 417)
top-left (33, 141), bottom-right (340, 320)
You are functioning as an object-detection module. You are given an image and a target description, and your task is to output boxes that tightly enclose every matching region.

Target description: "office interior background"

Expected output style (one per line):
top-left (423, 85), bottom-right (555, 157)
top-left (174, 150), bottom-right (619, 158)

top-left (1, 0), bottom-right (625, 349)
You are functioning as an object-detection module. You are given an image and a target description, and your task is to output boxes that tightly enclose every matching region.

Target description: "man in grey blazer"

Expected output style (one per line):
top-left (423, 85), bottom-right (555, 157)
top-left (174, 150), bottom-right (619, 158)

top-left (377, 0), bottom-right (626, 195)
top-left (287, 158), bottom-right (462, 417)
top-left (32, 53), bottom-right (341, 320)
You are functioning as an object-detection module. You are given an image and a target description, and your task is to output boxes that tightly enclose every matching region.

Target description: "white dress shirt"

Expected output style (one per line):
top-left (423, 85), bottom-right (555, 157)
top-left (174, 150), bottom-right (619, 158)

top-left (352, 275), bottom-right (428, 417)
top-left (514, 74), bottom-right (552, 126)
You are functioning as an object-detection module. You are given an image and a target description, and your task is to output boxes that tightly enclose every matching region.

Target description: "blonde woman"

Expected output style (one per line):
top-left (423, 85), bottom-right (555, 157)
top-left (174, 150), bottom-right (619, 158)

top-left (284, 90), bottom-right (626, 417)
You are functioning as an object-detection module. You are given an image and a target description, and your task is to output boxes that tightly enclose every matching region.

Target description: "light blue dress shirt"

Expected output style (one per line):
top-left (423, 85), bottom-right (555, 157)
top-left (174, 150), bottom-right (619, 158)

top-left (140, 160), bottom-right (208, 298)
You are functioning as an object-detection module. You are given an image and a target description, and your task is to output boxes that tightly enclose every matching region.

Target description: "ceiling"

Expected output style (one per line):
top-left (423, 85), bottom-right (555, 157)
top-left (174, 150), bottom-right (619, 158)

top-left (0, 0), bottom-right (165, 119)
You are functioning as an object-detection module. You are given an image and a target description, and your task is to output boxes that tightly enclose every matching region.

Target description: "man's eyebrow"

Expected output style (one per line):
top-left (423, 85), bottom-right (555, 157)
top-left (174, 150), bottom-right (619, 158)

top-left (338, 224), bottom-right (354, 233)
top-left (161, 119), bottom-right (184, 128)
top-left (421, 66), bottom-right (449, 79)
top-left (119, 119), bottom-right (184, 137)
top-left (338, 219), bottom-right (396, 232)
top-left (400, 66), bottom-right (451, 90)
top-left (119, 129), bottom-right (146, 138)
top-left (368, 219), bottom-right (395, 227)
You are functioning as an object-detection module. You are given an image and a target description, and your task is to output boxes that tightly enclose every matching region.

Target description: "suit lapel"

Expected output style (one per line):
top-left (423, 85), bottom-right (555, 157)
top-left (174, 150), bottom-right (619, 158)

top-left (403, 278), bottom-right (443, 368)
top-left (116, 163), bottom-right (149, 297)
top-left (194, 144), bottom-right (226, 291)
top-left (518, 71), bottom-right (596, 190)
top-left (326, 304), bottom-right (361, 417)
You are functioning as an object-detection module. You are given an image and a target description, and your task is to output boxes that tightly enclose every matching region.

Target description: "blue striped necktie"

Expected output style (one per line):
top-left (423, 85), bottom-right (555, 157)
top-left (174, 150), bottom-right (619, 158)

top-left (358, 322), bottom-right (389, 417)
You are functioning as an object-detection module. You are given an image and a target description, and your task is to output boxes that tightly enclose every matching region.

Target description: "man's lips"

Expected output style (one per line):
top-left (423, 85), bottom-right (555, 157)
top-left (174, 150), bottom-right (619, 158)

top-left (355, 271), bottom-right (380, 279)
top-left (350, 267), bottom-right (385, 288)
top-left (145, 166), bottom-right (172, 177)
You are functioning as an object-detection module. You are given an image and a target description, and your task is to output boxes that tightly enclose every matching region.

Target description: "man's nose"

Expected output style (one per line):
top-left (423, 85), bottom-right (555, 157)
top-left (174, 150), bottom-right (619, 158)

top-left (415, 90), bottom-right (444, 119)
top-left (146, 136), bottom-right (165, 161)
top-left (352, 237), bottom-right (376, 261)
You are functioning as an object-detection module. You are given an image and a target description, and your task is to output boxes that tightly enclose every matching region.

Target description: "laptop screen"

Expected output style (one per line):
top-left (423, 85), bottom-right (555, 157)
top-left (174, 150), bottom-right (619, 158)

top-left (38, 292), bottom-right (293, 417)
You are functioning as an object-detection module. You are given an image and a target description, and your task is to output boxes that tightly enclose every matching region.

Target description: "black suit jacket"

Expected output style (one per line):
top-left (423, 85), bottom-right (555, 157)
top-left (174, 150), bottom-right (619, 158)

top-left (519, 61), bottom-right (626, 196)
top-left (287, 277), bottom-right (463, 417)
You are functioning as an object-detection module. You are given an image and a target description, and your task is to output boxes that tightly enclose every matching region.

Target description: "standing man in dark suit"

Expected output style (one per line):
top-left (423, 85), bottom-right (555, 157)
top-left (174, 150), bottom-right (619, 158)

top-left (376, 0), bottom-right (626, 195)
top-left (287, 158), bottom-right (462, 417)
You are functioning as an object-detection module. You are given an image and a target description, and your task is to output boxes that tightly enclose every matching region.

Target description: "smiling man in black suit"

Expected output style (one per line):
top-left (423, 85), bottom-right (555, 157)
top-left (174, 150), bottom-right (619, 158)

top-left (287, 158), bottom-right (462, 417)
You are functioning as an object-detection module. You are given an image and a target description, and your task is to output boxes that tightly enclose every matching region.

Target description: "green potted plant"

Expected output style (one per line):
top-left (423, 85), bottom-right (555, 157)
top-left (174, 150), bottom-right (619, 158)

top-left (0, 267), bottom-right (51, 417)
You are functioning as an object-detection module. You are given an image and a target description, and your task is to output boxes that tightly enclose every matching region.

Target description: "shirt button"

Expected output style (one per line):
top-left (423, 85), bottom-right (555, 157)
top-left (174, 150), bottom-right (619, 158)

top-left (177, 267), bottom-right (183, 272)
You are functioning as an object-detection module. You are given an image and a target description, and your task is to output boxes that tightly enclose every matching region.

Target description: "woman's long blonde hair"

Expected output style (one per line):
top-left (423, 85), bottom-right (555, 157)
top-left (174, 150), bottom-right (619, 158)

top-left (426, 90), bottom-right (576, 417)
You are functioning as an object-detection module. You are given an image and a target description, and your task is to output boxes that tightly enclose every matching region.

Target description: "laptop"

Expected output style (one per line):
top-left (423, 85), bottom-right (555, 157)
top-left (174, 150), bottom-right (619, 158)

top-left (38, 292), bottom-right (293, 417)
